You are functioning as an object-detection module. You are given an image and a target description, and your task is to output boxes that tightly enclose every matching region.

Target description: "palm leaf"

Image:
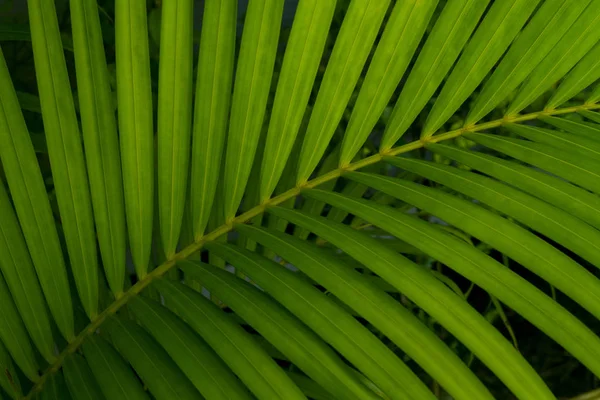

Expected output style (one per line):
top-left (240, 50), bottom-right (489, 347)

top-left (2, 1), bottom-right (600, 399)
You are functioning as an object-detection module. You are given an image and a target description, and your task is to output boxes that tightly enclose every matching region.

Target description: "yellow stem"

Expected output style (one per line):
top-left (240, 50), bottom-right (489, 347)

top-left (25, 102), bottom-right (600, 398)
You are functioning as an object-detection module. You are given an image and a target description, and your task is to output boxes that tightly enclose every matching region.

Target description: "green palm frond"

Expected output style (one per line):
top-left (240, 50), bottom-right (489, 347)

top-left (0, 0), bottom-right (600, 399)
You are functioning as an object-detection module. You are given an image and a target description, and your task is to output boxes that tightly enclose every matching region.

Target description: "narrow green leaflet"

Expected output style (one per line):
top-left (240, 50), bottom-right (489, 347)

top-left (63, 353), bottom-right (103, 400)
top-left (348, 170), bottom-right (600, 319)
top-left (157, 0), bottom-right (194, 257)
top-left (508, 2), bottom-right (600, 115)
top-left (259, 0), bottom-right (336, 200)
top-left (588, 83), bottom-right (600, 104)
top-left (466, 0), bottom-right (590, 124)
top-left (0, 48), bottom-right (73, 340)
top-left (223, 0), bottom-right (284, 220)
top-left (349, 190), bottom-right (396, 228)
top-left (115, 0), bottom-right (154, 277)
top-left (128, 296), bottom-right (252, 400)
top-left (467, 133), bottom-right (600, 194)
top-left (70, 0), bottom-right (127, 295)
top-left (540, 115), bottom-right (600, 143)
top-left (265, 204), bottom-right (554, 400)
top-left (431, 270), bottom-right (466, 299)
top-left (206, 242), bottom-right (439, 400)
top-left (0, 180), bottom-right (54, 363)
top-left (155, 279), bottom-right (307, 400)
top-left (422, 0), bottom-right (539, 137)
top-left (0, 274), bottom-right (38, 382)
top-left (107, 317), bottom-right (201, 400)
top-left (338, 0), bottom-right (437, 165)
top-left (180, 260), bottom-right (397, 400)
top-left (546, 41), bottom-right (600, 109)
top-left (296, 0), bottom-right (390, 183)
top-left (352, 371), bottom-right (394, 400)
top-left (427, 143), bottom-right (600, 231)
top-left (82, 335), bottom-right (149, 400)
top-left (235, 223), bottom-right (495, 400)
top-left (190, 0), bottom-right (236, 238)
top-left (578, 110), bottom-right (600, 125)
top-left (0, 336), bottom-right (22, 399)
top-left (380, 0), bottom-right (488, 150)
top-left (504, 123), bottom-right (600, 160)
top-left (38, 371), bottom-right (71, 400)
top-left (28, 0), bottom-right (99, 318)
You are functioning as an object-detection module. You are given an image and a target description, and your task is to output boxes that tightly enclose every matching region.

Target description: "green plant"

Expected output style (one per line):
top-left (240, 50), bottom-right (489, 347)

top-left (1, 0), bottom-right (600, 398)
